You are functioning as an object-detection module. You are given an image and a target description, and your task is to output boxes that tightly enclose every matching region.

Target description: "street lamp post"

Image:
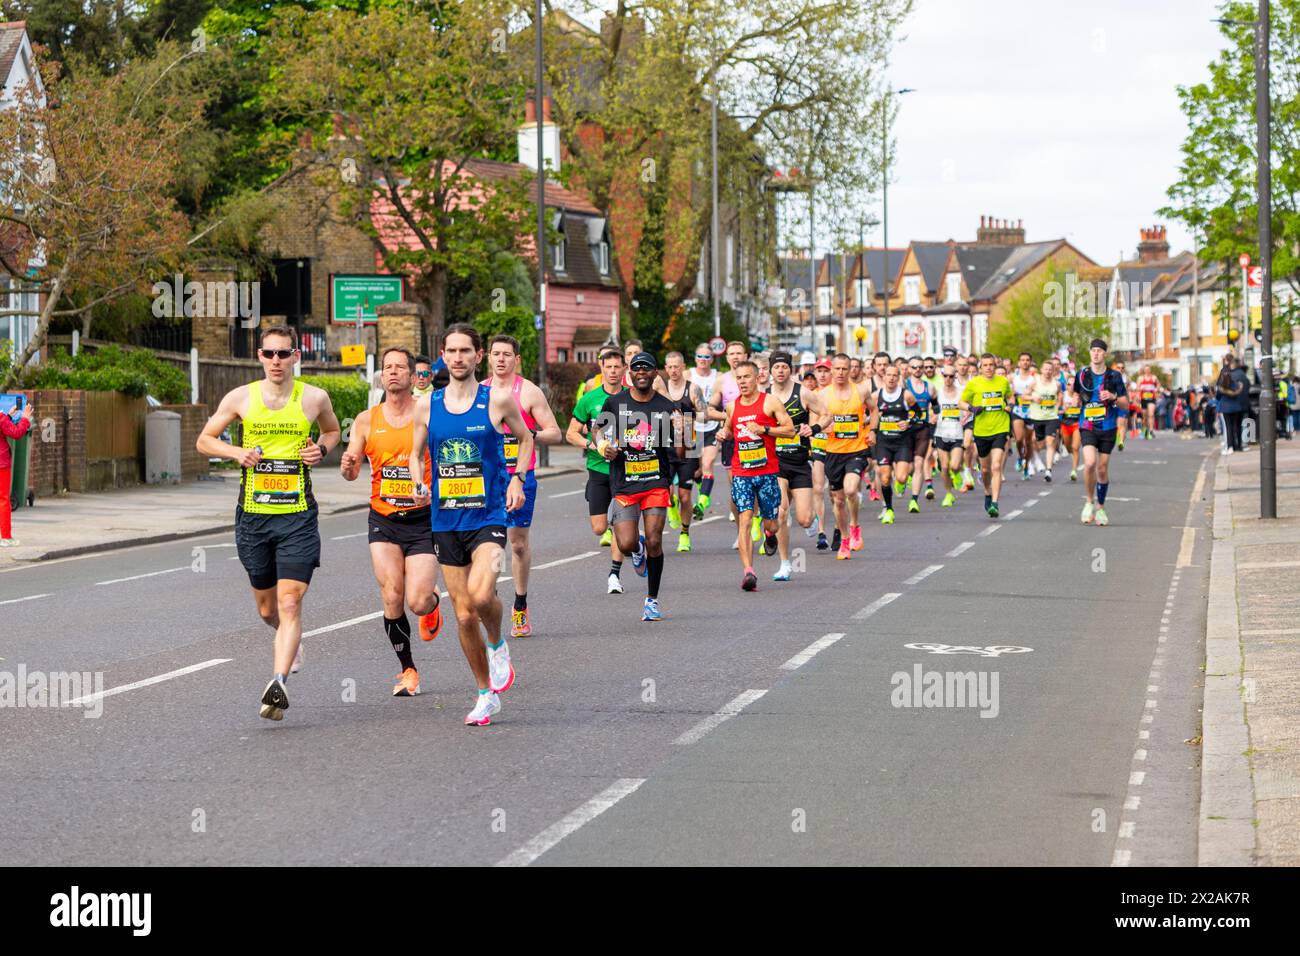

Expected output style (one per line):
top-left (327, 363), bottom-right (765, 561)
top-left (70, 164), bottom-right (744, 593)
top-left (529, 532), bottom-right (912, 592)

top-left (712, 80), bottom-right (721, 339)
top-left (1255, 0), bottom-right (1276, 519)
top-left (881, 88), bottom-right (914, 355)
top-left (534, 0), bottom-right (549, 467)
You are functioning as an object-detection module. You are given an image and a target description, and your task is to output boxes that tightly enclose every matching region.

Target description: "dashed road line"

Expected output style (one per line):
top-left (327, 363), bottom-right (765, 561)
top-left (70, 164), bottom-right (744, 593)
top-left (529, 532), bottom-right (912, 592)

top-left (95, 567), bottom-right (189, 587)
top-left (904, 564), bottom-right (943, 586)
top-left (65, 658), bottom-right (233, 707)
top-left (674, 689), bottom-right (768, 745)
top-left (0, 593), bottom-right (49, 606)
top-left (946, 541), bottom-right (975, 558)
top-left (495, 778), bottom-right (646, 867)
top-left (780, 633), bottom-right (845, 671)
top-left (851, 592), bottom-right (901, 621)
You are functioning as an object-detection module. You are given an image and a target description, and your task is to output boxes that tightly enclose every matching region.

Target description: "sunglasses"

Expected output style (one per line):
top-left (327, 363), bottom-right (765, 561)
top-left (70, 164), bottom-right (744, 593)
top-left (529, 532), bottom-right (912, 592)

top-left (260, 348), bottom-right (297, 360)
top-left (415, 371), bottom-right (432, 378)
top-left (694, 354), bottom-right (712, 360)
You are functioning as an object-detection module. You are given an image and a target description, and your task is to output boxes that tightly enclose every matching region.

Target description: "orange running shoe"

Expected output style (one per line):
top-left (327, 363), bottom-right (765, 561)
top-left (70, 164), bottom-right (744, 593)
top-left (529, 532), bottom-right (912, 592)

top-left (849, 525), bottom-right (864, 551)
top-left (836, 542), bottom-right (852, 560)
top-left (419, 601), bottom-right (442, 642)
top-left (392, 668), bottom-right (421, 697)
top-left (511, 607), bottom-right (531, 637)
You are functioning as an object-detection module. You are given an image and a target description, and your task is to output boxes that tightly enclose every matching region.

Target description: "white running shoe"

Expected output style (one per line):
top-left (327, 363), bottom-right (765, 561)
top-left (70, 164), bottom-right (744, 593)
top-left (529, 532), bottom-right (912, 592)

top-left (773, 561), bottom-right (793, 582)
top-left (464, 691), bottom-right (501, 726)
top-left (0, 538), bottom-right (17, 548)
top-left (1080, 501), bottom-right (1095, 524)
top-left (487, 640), bottom-right (515, 693)
top-left (291, 643), bottom-right (303, 674)
top-left (1094, 506), bottom-right (1109, 527)
top-left (607, 573), bottom-right (624, 594)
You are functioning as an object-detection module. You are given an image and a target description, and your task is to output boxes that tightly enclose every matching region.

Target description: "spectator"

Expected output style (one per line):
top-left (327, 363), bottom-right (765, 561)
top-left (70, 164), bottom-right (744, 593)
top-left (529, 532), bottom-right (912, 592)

top-left (1291, 376), bottom-right (1300, 435)
top-left (1, 397), bottom-right (34, 547)
top-left (1217, 356), bottom-right (1248, 453)
top-left (1201, 380), bottom-right (1218, 439)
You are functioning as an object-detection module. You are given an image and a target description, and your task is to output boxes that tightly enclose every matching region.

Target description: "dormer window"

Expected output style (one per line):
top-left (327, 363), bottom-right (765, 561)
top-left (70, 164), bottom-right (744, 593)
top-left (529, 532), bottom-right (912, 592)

top-left (551, 208), bottom-right (566, 272)
top-left (553, 237), bottom-right (566, 272)
top-left (598, 240), bottom-right (609, 275)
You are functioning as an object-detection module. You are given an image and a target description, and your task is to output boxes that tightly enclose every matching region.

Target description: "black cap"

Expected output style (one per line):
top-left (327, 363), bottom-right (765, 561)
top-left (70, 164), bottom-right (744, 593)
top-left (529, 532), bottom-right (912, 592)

top-left (770, 351), bottom-right (793, 369)
top-left (630, 351), bottom-right (657, 370)
top-left (942, 346), bottom-right (958, 358)
top-left (1089, 338), bottom-right (1108, 352)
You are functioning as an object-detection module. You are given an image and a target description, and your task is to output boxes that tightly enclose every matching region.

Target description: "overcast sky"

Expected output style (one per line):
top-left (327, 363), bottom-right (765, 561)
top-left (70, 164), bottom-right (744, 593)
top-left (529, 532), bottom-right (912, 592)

top-left (879, 0), bottom-right (1228, 265)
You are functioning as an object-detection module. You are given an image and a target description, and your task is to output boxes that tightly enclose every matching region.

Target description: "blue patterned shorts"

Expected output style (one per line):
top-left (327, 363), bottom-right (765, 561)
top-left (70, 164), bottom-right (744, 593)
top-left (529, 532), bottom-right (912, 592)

top-left (730, 473), bottom-right (781, 519)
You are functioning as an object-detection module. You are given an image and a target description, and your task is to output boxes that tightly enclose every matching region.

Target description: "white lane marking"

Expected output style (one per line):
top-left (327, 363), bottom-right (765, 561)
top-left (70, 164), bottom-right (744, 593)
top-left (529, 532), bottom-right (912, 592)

top-left (674, 689), bottom-right (768, 745)
top-left (1003, 509), bottom-right (1024, 520)
top-left (1147, 685), bottom-right (1159, 692)
top-left (780, 633), bottom-right (845, 671)
top-left (978, 525), bottom-right (1001, 537)
top-left (548, 488), bottom-right (585, 498)
top-left (495, 778), bottom-right (646, 867)
top-left (65, 658), bottom-right (232, 706)
top-left (95, 566), bottom-right (188, 587)
top-left (1037, 491), bottom-right (1051, 497)
top-left (904, 564), bottom-right (943, 586)
top-left (852, 592), bottom-right (901, 621)
top-left (1107, 497), bottom-right (1141, 502)
top-left (303, 611), bottom-right (385, 637)
top-left (1129, 772), bottom-right (1145, 785)
top-left (1118, 821), bottom-right (1136, 839)
top-left (532, 550), bottom-right (600, 571)
top-left (330, 531), bottom-right (368, 540)
top-left (1135, 750), bottom-right (1148, 761)
top-left (1129, 459), bottom-right (1167, 464)
top-left (1139, 730), bottom-right (1150, 740)
top-left (1023, 499), bottom-right (1038, 508)
top-left (1145, 699), bottom-right (1157, 709)
top-left (946, 541), bottom-right (975, 558)
top-left (1141, 715), bottom-right (1154, 724)
top-left (1125, 796), bottom-right (1141, 811)
top-left (0, 593), bottom-right (50, 606)
top-left (1111, 849), bottom-right (1132, 867)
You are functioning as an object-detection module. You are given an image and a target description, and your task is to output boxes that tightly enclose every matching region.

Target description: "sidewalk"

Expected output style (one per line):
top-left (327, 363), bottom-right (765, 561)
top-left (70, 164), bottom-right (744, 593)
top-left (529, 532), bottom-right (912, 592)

top-left (1201, 438), bottom-right (1300, 865)
top-left (2, 444), bottom-right (585, 564)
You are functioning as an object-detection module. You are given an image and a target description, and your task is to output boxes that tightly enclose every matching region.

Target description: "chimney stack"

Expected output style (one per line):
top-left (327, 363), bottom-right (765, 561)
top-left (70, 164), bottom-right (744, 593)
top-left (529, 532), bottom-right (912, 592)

top-left (1136, 225), bottom-right (1170, 263)
top-left (976, 215), bottom-right (1026, 246)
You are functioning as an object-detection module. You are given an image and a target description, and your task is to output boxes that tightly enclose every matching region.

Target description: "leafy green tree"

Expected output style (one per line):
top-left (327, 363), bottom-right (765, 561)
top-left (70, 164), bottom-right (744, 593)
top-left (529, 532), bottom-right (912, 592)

top-left (474, 305), bottom-right (539, 379)
top-left (1161, 0), bottom-right (1300, 294)
top-left (988, 263), bottom-right (1109, 364)
top-left (661, 300), bottom-right (746, 360)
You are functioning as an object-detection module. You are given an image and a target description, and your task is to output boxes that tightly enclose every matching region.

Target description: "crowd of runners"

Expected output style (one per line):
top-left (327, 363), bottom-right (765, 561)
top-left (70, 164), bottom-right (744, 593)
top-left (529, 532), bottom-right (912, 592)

top-left (198, 323), bottom-right (1142, 727)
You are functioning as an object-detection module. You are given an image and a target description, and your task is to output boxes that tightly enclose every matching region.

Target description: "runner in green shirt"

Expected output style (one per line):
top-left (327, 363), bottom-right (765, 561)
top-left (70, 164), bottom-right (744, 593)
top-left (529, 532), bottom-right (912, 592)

top-left (959, 352), bottom-right (1012, 517)
top-left (565, 347), bottom-right (628, 591)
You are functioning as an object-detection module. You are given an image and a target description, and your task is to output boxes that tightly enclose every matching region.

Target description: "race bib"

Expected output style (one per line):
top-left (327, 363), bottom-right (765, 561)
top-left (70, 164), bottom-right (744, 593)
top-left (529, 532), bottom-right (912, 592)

top-left (833, 414), bottom-right (859, 438)
top-left (737, 438), bottom-right (768, 470)
top-left (502, 434), bottom-right (520, 468)
top-left (981, 391), bottom-right (1004, 408)
top-left (437, 460), bottom-right (485, 510)
top-left (251, 458), bottom-right (302, 506)
top-left (1084, 403), bottom-right (1106, 420)
top-left (879, 419), bottom-right (906, 434)
top-left (940, 407), bottom-right (961, 419)
top-left (810, 434), bottom-right (828, 452)
top-left (624, 453), bottom-right (661, 482)
top-left (775, 434), bottom-right (800, 450)
top-left (378, 464), bottom-right (416, 507)
top-left (1040, 397), bottom-right (1056, 408)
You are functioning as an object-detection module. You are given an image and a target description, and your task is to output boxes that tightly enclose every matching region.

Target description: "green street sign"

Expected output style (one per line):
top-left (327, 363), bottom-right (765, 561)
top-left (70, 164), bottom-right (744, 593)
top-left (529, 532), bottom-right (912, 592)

top-left (330, 274), bottom-right (404, 324)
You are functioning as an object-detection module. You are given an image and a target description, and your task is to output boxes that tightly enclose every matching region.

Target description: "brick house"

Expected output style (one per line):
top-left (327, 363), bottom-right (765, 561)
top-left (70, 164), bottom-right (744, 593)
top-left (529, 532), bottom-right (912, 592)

top-left (0, 21), bottom-right (45, 366)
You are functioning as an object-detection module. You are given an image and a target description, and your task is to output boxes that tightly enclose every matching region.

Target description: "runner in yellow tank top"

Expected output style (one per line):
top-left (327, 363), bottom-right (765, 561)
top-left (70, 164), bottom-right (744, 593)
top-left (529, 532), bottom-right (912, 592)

top-left (198, 326), bottom-right (341, 721)
top-left (340, 346), bottom-right (443, 699)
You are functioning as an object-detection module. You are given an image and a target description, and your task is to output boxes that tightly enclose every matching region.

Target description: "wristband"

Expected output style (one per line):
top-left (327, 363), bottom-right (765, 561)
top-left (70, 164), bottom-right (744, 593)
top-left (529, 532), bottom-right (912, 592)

top-left (810, 423), bottom-right (823, 436)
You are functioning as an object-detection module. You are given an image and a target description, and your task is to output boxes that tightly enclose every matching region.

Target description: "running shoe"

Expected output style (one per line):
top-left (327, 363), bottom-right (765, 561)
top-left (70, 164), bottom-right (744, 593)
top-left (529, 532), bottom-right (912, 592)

top-left (836, 542), bottom-right (851, 560)
top-left (697, 493), bottom-right (712, 516)
top-left (1044, 469), bottom-right (1052, 483)
top-left (487, 641), bottom-right (515, 693)
top-left (942, 491), bottom-right (955, 508)
top-left (511, 608), bottom-right (531, 638)
top-left (259, 678), bottom-right (289, 721)
top-left (849, 524), bottom-right (863, 551)
top-left (1094, 506), bottom-right (1109, 527)
top-left (729, 510), bottom-right (736, 523)
top-left (742, 568), bottom-right (758, 591)
top-left (764, 531), bottom-right (778, 555)
top-left (1116, 436), bottom-right (1125, 452)
top-left (692, 500), bottom-right (705, 520)
top-left (868, 485), bottom-right (880, 502)
top-left (464, 691), bottom-right (500, 727)
top-left (631, 534), bottom-right (648, 577)
top-left (806, 513), bottom-right (819, 537)
top-left (894, 479), bottom-right (907, 497)
top-left (607, 573), bottom-right (624, 594)
top-left (816, 532), bottom-right (829, 551)
top-left (419, 600), bottom-right (442, 642)
top-left (773, 561), bottom-right (793, 581)
top-left (880, 508), bottom-right (895, 525)
top-left (1080, 501), bottom-right (1095, 524)
top-left (831, 528), bottom-right (842, 551)
top-left (392, 668), bottom-right (421, 697)
top-left (987, 502), bottom-right (999, 518)
top-left (750, 516), bottom-right (761, 542)
top-left (925, 481), bottom-right (935, 500)
top-left (599, 528), bottom-right (613, 547)
top-left (908, 498), bottom-right (920, 514)
top-left (667, 500), bottom-right (682, 530)
top-left (1070, 469), bottom-right (1078, 482)
top-left (291, 644), bottom-right (303, 674)
top-left (677, 531), bottom-right (691, 553)
top-left (642, 597), bottom-right (663, 622)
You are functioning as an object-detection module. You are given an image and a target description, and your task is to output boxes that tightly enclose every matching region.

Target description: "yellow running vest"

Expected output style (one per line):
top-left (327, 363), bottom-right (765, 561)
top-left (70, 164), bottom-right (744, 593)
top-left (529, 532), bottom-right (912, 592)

top-left (241, 381), bottom-right (313, 514)
top-left (824, 385), bottom-right (869, 454)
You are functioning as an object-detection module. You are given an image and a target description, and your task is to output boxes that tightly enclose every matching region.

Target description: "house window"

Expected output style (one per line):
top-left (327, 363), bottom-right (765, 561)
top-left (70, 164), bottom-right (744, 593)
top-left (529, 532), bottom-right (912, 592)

top-left (818, 287), bottom-right (832, 317)
top-left (557, 348), bottom-right (569, 362)
top-left (553, 238), bottom-right (566, 273)
top-left (974, 314), bottom-right (988, 352)
top-left (1199, 293), bottom-right (1214, 336)
top-left (597, 241), bottom-right (609, 275)
top-left (946, 272), bottom-right (961, 303)
top-left (904, 275), bottom-right (920, 305)
top-left (725, 233), bottom-right (734, 289)
top-left (854, 278), bottom-right (870, 307)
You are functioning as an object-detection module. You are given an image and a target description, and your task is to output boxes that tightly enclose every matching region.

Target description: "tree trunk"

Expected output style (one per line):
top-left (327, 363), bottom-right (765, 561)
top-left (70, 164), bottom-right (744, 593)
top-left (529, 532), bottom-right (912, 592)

top-left (1, 261), bottom-right (71, 391)
top-left (418, 264), bottom-right (449, 354)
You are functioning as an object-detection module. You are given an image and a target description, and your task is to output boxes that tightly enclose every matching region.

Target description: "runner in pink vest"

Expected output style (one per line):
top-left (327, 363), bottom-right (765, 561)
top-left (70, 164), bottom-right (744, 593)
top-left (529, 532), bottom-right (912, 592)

top-left (484, 335), bottom-right (562, 636)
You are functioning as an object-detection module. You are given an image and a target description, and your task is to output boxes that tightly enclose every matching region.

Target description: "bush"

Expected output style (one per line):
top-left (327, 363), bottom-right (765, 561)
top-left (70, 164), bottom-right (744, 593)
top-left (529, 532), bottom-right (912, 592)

top-left (22, 345), bottom-right (191, 403)
top-left (473, 305), bottom-right (539, 379)
top-left (299, 373), bottom-right (370, 437)
top-left (544, 361), bottom-right (592, 428)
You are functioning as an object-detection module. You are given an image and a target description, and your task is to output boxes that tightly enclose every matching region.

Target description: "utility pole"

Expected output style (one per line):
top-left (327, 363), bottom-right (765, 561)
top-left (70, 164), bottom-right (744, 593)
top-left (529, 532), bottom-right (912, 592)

top-left (809, 182), bottom-right (817, 355)
top-left (711, 65), bottom-right (721, 339)
top-left (880, 89), bottom-right (913, 355)
top-left (1190, 227), bottom-right (1200, 387)
top-left (1256, 0), bottom-right (1276, 518)
top-left (534, 0), bottom-right (549, 466)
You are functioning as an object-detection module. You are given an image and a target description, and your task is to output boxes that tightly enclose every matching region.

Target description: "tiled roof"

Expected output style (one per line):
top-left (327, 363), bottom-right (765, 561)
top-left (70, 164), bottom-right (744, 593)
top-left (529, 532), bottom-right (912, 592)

top-left (910, 241), bottom-right (953, 292)
top-left (0, 22), bottom-right (25, 84)
top-left (967, 240), bottom-right (1065, 301)
top-left (549, 209), bottom-right (619, 288)
top-left (461, 157), bottom-right (601, 215)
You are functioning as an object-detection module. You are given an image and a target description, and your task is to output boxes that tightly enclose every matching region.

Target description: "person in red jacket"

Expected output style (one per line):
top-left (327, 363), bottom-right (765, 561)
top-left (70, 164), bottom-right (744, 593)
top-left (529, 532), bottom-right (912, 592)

top-left (1, 397), bottom-right (34, 546)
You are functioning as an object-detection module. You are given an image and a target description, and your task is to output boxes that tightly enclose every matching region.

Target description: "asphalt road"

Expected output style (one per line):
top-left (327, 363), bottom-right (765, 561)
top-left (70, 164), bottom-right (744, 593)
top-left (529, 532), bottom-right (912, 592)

top-left (0, 434), bottom-right (1213, 865)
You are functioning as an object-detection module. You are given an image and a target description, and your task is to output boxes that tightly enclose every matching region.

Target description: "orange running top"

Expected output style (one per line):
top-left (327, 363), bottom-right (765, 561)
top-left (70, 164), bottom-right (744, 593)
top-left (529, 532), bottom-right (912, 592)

top-left (365, 402), bottom-right (432, 516)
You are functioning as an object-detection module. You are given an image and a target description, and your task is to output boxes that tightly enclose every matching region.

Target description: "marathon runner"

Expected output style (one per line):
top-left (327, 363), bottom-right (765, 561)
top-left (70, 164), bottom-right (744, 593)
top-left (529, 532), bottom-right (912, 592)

top-left (409, 324), bottom-right (532, 727)
top-left (340, 346), bottom-right (441, 698)
top-left (766, 351), bottom-right (828, 579)
top-left (931, 362), bottom-right (967, 508)
top-left (921, 354), bottom-right (942, 500)
top-left (1136, 365), bottom-right (1159, 439)
top-left (1078, 339), bottom-right (1130, 526)
top-left (1060, 373), bottom-right (1082, 481)
top-left (485, 335), bottom-right (562, 637)
top-left (959, 352), bottom-right (1012, 518)
top-left (704, 341), bottom-right (753, 545)
top-left (1027, 360), bottom-right (1061, 481)
top-left (904, 357), bottom-right (937, 514)
top-left (566, 347), bottom-right (627, 592)
top-left (662, 351), bottom-right (705, 552)
top-left (717, 360), bottom-right (796, 590)
top-left (596, 352), bottom-right (683, 621)
top-left (1111, 359), bottom-right (1132, 451)
top-left (809, 357), bottom-right (833, 550)
top-left (871, 362), bottom-right (917, 524)
top-left (197, 325), bottom-right (341, 721)
top-left (689, 343), bottom-right (721, 519)
top-left (1010, 352), bottom-right (1038, 479)
top-left (823, 353), bottom-right (874, 556)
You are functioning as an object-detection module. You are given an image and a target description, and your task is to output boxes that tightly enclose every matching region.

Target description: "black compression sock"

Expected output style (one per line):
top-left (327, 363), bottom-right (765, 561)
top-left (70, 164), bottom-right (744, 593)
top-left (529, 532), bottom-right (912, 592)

top-left (513, 593), bottom-right (527, 612)
top-left (882, 484), bottom-right (893, 508)
top-left (647, 554), bottom-right (664, 599)
top-left (384, 615), bottom-right (416, 671)
top-left (610, 560), bottom-right (623, 578)
top-left (700, 476), bottom-right (714, 497)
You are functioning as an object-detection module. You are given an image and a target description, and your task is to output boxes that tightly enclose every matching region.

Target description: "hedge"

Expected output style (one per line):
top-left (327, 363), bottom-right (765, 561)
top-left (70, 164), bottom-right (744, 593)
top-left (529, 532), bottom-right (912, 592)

top-left (299, 373), bottom-right (370, 439)
top-left (22, 346), bottom-right (191, 403)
